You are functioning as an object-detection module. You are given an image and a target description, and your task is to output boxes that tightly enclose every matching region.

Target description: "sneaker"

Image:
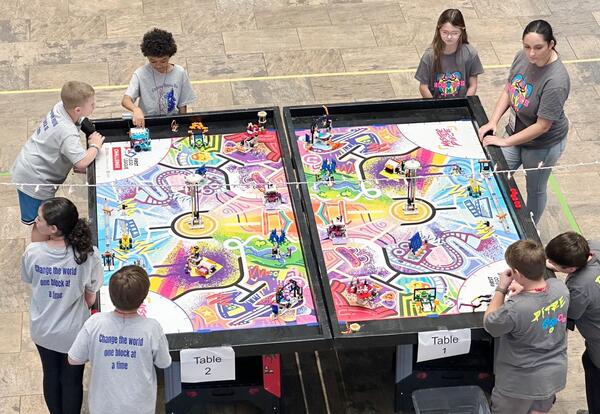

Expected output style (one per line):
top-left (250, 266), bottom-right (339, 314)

top-left (576, 410), bottom-right (589, 414)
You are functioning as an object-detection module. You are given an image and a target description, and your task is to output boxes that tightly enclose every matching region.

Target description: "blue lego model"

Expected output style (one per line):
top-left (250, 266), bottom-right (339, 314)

top-left (195, 165), bottom-right (207, 176)
top-left (129, 127), bottom-right (151, 152)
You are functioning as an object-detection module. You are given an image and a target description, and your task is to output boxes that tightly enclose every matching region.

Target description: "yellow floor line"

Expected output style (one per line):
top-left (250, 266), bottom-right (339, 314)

top-left (1, 57), bottom-right (599, 96)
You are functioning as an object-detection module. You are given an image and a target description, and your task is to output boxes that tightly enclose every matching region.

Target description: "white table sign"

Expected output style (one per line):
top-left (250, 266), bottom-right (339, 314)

top-left (417, 329), bottom-right (471, 362)
top-left (180, 347), bottom-right (235, 383)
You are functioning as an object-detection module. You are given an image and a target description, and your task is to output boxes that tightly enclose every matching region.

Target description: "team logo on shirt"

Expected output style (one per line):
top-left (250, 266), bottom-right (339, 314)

top-left (158, 88), bottom-right (177, 114)
top-left (434, 71), bottom-right (464, 97)
top-left (507, 74), bottom-right (533, 112)
top-left (531, 295), bottom-right (567, 333)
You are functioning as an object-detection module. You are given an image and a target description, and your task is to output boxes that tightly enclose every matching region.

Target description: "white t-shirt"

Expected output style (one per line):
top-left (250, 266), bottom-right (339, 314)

top-left (11, 102), bottom-right (87, 199)
top-left (68, 312), bottom-right (172, 414)
top-left (21, 243), bottom-right (103, 353)
top-left (125, 63), bottom-right (197, 116)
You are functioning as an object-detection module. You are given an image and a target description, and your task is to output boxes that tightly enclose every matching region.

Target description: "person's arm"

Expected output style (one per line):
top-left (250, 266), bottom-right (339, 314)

top-left (419, 84), bottom-right (433, 98)
top-left (153, 325), bottom-right (172, 369)
top-left (567, 286), bottom-right (590, 321)
top-left (466, 76), bottom-right (478, 96)
top-left (483, 117), bottom-right (552, 147)
top-left (478, 89), bottom-right (510, 138)
top-left (73, 132), bottom-right (105, 171)
top-left (484, 269), bottom-right (513, 320)
top-left (84, 291), bottom-right (97, 308)
top-left (121, 95), bottom-right (145, 128)
top-left (68, 323), bottom-right (91, 365)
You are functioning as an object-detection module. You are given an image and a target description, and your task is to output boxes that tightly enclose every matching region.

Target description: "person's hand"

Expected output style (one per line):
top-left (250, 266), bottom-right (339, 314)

top-left (478, 123), bottom-right (496, 141)
top-left (73, 166), bottom-right (87, 174)
top-left (133, 107), bottom-right (145, 128)
top-left (88, 131), bottom-right (105, 148)
top-left (508, 280), bottom-right (524, 296)
top-left (498, 268), bottom-right (513, 289)
top-left (483, 135), bottom-right (508, 147)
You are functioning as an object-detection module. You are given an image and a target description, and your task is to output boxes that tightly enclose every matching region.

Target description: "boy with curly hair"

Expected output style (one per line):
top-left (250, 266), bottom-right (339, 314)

top-left (122, 28), bottom-right (197, 127)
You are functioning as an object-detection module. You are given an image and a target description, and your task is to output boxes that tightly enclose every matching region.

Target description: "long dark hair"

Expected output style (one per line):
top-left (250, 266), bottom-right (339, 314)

top-left (431, 9), bottom-right (469, 73)
top-left (522, 19), bottom-right (556, 49)
top-left (41, 197), bottom-right (94, 265)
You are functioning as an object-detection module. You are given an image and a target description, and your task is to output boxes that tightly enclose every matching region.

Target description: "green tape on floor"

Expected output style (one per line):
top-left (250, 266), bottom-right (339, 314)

top-left (548, 173), bottom-right (582, 234)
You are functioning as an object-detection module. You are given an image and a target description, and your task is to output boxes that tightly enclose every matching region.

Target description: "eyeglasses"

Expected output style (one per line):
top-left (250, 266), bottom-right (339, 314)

top-left (440, 30), bottom-right (462, 38)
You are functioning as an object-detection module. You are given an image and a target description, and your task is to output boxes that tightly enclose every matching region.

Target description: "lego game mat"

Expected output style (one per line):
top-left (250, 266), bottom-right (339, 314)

top-left (291, 119), bottom-right (523, 326)
top-left (92, 126), bottom-right (320, 336)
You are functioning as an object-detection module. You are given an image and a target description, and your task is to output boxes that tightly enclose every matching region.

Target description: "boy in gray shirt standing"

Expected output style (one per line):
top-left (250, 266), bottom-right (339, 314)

top-left (484, 240), bottom-right (569, 414)
top-left (68, 266), bottom-right (171, 414)
top-left (546, 232), bottom-right (600, 414)
top-left (122, 28), bottom-right (197, 128)
top-left (11, 80), bottom-right (105, 241)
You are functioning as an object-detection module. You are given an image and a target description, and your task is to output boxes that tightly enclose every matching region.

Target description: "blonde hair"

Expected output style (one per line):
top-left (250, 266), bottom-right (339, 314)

top-left (60, 81), bottom-right (95, 110)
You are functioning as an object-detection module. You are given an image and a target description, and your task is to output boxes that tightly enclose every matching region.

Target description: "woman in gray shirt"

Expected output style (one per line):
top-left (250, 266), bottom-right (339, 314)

top-left (479, 20), bottom-right (570, 224)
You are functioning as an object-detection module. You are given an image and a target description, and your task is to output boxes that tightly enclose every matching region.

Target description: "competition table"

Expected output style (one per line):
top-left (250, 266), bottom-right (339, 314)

top-left (282, 97), bottom-right (540, 411)
top-left (88, 108), bottom-right (331, 413)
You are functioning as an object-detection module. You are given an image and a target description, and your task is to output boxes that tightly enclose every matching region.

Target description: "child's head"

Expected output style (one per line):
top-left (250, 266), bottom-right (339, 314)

top-left (61, 81), bottom-right (96, 118)
top-left (522, 20), bottom-right (556, 66)
top-left (37, 197), bottom-right (94, 264)
top-left (109, 265), bottom-right (150, 312)
top-left (545, 232), bottom-right (590, 273)
top-left (140, 28), bottom-right (177, 74)
top-left (505, 240), bottom-right (546, 281)
top-left (433, 9), bottom-right (468, 49)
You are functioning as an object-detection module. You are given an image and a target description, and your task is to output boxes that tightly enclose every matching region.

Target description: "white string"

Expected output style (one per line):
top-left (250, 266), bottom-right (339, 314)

top-left (3, 159), bottom-right (600, 190)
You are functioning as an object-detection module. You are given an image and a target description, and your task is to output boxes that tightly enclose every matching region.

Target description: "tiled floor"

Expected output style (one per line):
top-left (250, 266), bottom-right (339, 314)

top-left (0, 0), bottom-right (598, 412)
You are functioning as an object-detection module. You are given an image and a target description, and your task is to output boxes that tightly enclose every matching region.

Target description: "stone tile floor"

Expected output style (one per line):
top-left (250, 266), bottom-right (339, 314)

top-left (0, 0), bottom-right (598, 412)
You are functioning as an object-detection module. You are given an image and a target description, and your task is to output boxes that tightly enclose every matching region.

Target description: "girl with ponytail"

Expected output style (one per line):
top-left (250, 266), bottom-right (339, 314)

top-left (21, 197), bottom-right (102, 414)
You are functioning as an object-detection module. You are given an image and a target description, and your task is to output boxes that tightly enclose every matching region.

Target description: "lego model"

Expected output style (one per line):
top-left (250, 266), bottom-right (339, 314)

top-left (263, 182), bottom-right (283, 209)
top-left (184, 244), bottom-right (217, 278)
top-left (102, 251), bottom-right (115, 270)
top-left (327, 215), bottom-right (347, 245)
top-left (257, 111), bottom-right (267, 131)
top-left (413, 287), bottom-right (439, 312)
top-left (409, 232), bottom-right (428, 256)
top-left (403, 159), bottom-right (421, 214)
top-left (242, 122), bottom-right (261, 148)
top-left (271, 278), bottom-right (304, 318)
top-left (129, 127), bottom-right (151, 152)
top-left (119, 229), bottom-right (133, 250)
top-left (188, 122), bottom-right (209, 149)
top-left (467, 178), bottom-right (482, 197)
top-left (478, 159), bottom-right (492, 177)
top-left (268, 229), bottom-right (287, 259)
top-left (317, 158), bottom-right (337, 185)
top-left (384, 159), bottom-right (406, 175)
top-left (186, 173), bottom-right (206, 228)
top-left (346, 278), bottom-right (379, 306)
top-left (305, 106), bottom-right (333, 150)
top-left (450, 164), bottom-right (463, 176)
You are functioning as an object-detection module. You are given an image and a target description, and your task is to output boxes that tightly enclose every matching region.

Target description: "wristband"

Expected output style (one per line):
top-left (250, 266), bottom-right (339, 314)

top-left (89, 143), bottom-right (101, 152)
top-left (495, 286), bottom-right (509, 295)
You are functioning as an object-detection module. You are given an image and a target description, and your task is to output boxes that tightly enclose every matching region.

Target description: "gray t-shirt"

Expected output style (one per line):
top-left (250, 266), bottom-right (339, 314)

top-left (68, 312), bottom-right (171, 414)
top-left (21, 243), bottom-right (103, 353)
top-left (566, 240), bottom-right (600, 368)
top-left (11, 102), bottom-right (87, 200)
top-left (484, 277), bottom-right (569, 399)
top-left (505, 51), bottom-right (570, 149)
top-left (415, 44), bottom-right (484, 98)
top-left (125, 63), bottom-right (197, 117)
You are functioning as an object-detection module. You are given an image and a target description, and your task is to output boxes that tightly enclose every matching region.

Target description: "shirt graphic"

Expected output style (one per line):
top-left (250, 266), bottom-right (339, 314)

top-left (434, 71), bottom-right (464, 97)
top-left (531, 295), bottom-right (567, 333)
top-left (507, 73), bottom-right (533, 112)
